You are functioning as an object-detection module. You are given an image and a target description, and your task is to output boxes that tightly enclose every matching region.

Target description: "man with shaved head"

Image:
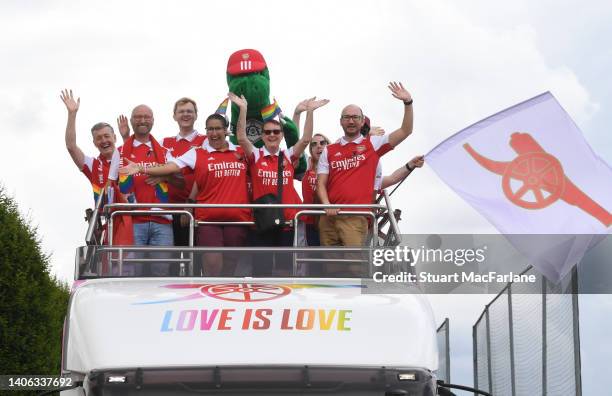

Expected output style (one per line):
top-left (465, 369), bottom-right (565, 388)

top-left (316, 82), bottom-right (414, 275)
top-left (118, 104), bottom-right (173, 276)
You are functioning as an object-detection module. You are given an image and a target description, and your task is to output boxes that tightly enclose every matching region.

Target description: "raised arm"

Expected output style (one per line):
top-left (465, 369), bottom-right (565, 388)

top-left (292, 96), bottom-right (314, 127)
top-left (292, 98), bottom-right (329, 159)
top-left (381, 155), bottom-right (424, 189)
top-left (228, 92), bottom-right (253, 157)
top-left (117, 115), bottom-right (131, 142)
top-left (61, 89), bottom-right (85, 169)
top-left (386, 82), bottom-right (414, 148)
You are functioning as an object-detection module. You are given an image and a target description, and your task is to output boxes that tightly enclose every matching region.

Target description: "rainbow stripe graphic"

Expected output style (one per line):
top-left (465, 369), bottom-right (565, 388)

top-left (261, 99), bottom-right (281, 122)
top-left (118, 174), bottom-right (133, 194)
top-left (135, 283), bottom-right (364, 305)
top-left (155, 182), bottom-right (169, 203)
top-left (284, 284), bottom-right (364, 289)
top-left (216, 98), bottom-right (229, 115)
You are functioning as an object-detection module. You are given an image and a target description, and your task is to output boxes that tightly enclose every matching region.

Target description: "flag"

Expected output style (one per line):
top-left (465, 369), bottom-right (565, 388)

top-left (427, 92), bottom-right (612, 282)
top-left (154, 181), bottom-right (169, 203)
top-left (118, 174), bottom-right (133, 194)
top-left (216, 97), bottom-right (229, 115)
top-left (261, 99), bottom-right (282, 121)
top-left (92, 183), bottom-right (103, 204)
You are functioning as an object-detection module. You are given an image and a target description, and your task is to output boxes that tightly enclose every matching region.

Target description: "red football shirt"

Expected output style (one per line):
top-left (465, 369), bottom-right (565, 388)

top-left (317, 135), bottom-right (392, 206)
top-left (82, 155), bottom-right (111, 203)
top-left (82, 152), bottom-right (119, 204)
top-left (301, 168), bottom-right (317, 225)
top-left (172, 141), bottom-right (251, 222)
top-left (119, 140), bottom-right (171, 224)
top-left (163, 131), bottom-right (206, 202)
top-left (249, 146), bottom-right (303, 223)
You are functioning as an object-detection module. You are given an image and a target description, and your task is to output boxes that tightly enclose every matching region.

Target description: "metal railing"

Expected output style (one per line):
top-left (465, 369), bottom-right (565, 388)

top-left (78, 199), bottom-right (401, 279)
top-left (85, 185), bottom-right (107, 245)
top-left (78, 245), bottom-right (375, 278)
top-left (108, 210), bottom-right (195, 246)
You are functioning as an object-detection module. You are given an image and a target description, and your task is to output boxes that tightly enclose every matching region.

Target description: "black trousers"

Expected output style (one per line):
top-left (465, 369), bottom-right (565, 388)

top-left (250, 228), bottom-right (295, 276)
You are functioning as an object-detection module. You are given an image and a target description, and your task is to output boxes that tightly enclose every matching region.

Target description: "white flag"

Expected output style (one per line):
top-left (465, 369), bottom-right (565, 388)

top-left (427, 92), bottom-right (612, 282)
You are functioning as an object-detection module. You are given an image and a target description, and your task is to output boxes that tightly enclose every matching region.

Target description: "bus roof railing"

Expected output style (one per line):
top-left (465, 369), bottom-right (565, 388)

top-left (103, 203), bottom-right (388, 211)
top-left (77, 245), bottom-right (383, 279)
top-left (80, 192), bottom-right (404, 279)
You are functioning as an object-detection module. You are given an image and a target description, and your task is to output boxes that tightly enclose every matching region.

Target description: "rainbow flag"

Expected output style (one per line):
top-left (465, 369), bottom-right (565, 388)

top-left (92, 183), bottom-right (103, 204)
top-left (118, 174), bottom-right (133, 194)
top-left (155, 182), bottom-right (169, 203)
top-left (261, 99), bottom-right (282, 121)
top-left (216, 98), bottom-right (229, 115)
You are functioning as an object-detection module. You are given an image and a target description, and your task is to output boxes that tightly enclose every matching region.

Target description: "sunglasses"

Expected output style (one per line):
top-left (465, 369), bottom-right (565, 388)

top-left (309, 140), bottom-right (328, 147)
top-left (263, 129), bottom-right (283, 135)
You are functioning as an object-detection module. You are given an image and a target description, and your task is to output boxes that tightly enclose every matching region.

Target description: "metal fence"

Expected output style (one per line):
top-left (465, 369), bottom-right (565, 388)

top-left (436, 318), bottom-right (450, 384)
top-left (473, 266), bottom-right (581, 396)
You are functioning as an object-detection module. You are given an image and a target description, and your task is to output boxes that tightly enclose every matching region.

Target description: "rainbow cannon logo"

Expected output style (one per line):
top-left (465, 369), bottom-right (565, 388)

top-left (135, 282), bottom-right (363, 305)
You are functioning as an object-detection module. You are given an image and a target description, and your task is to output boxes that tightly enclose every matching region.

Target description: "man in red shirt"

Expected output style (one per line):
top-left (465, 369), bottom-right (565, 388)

top-left (162, 97), bottom-right (207, 247)
top-left (316, 82), bottom-right (414, 274)
top-left (61, 89), bottom-right (119, 205)
top-left (119, 104), bottom-right (173, 276)
top-left (120, 112), bottom-right (251, 277)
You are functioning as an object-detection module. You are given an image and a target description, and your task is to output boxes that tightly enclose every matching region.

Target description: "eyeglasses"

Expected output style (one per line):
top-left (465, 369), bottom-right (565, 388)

top-left (206, 126), bottom-right (226, 132)
top-left (310, 140), bottom-right (328, 147)
top-left (341, 115), bottom-right (362, 121)
top-left (263, 129), bottom-right (283, 135)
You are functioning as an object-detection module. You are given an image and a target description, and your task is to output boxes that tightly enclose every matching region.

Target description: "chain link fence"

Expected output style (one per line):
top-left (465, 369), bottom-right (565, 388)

top-left (473, 266), bottom-right (581, 395)
top-left (436, 318), bottom-right (450, 384)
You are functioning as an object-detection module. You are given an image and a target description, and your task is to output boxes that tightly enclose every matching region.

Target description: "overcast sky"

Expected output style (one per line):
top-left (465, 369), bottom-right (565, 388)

top-left (1, 0), bottom-right (610, 393)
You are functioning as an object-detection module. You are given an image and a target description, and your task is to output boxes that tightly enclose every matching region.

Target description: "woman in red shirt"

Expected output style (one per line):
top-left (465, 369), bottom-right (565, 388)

top-left (233, 93), bottom-right (328, 275)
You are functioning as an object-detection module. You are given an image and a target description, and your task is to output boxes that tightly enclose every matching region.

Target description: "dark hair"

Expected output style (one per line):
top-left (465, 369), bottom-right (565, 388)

top-left (360, 115), bottom-right (370, 137)
top-left (205, 113), bottom-right (228, 128)
top-left (91, 122), bottom-right (114, 135)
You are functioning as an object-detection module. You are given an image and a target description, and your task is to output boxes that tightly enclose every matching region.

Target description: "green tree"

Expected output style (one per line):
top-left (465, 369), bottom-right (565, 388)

top-left (0, 185), bottom-right (69, 378)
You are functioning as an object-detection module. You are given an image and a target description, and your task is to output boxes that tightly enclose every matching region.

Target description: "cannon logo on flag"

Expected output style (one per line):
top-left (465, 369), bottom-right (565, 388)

top-left (464, 133), bottom-right (611, 226)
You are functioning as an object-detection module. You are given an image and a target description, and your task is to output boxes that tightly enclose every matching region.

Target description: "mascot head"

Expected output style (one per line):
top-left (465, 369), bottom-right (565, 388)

top-left (225, 48), bottom-right (306, 177)
top-left (226, 49), bottom-right (271, 122)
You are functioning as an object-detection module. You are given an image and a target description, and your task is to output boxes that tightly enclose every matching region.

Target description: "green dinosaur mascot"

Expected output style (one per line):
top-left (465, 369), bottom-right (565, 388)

top-left (226, 48), bottom-right (306, 176)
